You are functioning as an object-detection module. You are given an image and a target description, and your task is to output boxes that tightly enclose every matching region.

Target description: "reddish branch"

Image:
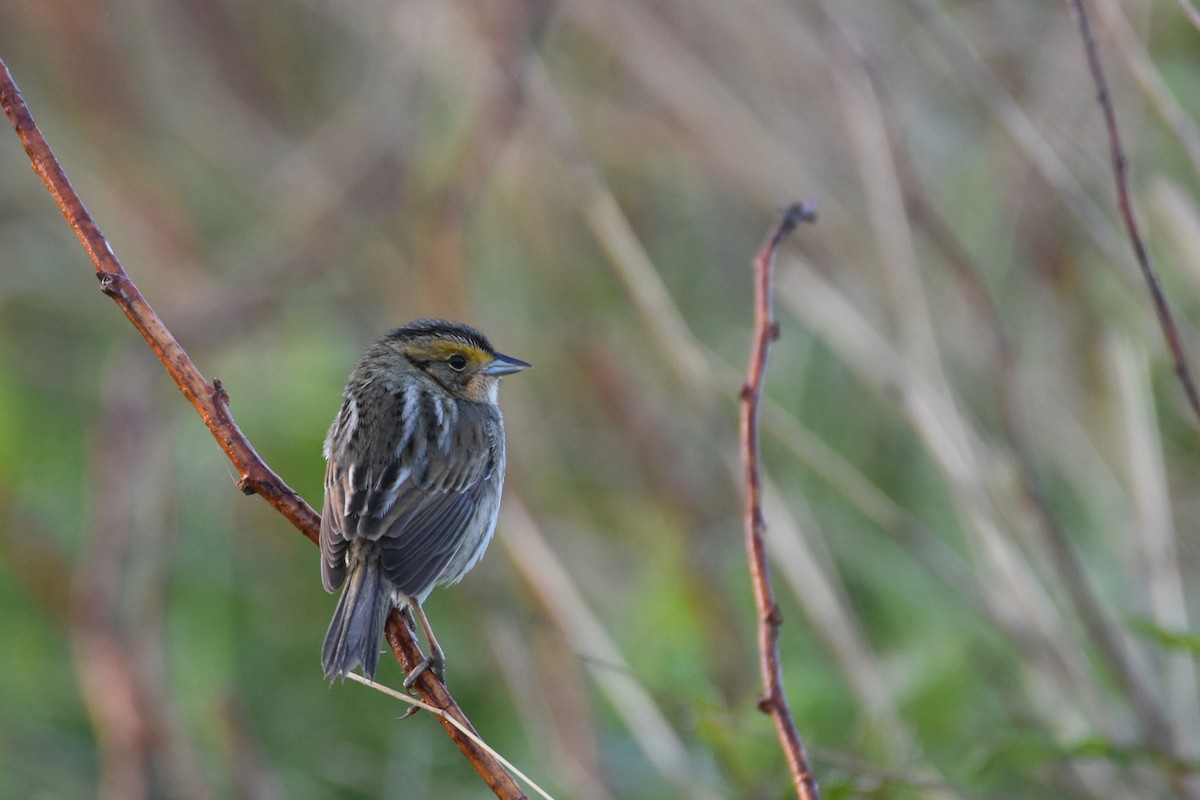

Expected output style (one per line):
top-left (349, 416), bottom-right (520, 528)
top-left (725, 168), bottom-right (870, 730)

top-left (0, 58), bottom-right (526, 800)
top-left (1066, 0), bottom-right (1200, 431)
top-left (741, 203), bottom-right (820, 800)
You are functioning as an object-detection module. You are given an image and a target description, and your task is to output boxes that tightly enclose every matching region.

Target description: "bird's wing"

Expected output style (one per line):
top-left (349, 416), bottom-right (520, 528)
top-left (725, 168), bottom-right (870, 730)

top-left (320, 398), bottom-right (499, 598)
top-left (320, 458), bottom-right (351, 592)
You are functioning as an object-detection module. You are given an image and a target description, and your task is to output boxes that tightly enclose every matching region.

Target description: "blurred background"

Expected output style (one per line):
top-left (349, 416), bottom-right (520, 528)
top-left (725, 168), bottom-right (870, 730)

top-left (2, 0), bottom-right (1199, 797)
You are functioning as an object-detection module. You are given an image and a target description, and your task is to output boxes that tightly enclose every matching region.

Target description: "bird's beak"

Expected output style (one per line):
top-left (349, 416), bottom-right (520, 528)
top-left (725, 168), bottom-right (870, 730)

top-left (484, 352), bottom-right (531, 376)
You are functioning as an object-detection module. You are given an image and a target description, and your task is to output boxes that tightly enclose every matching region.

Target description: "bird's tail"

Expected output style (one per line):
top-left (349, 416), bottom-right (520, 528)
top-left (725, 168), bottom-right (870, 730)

top-left (322, 553), bottom-right (391, 680)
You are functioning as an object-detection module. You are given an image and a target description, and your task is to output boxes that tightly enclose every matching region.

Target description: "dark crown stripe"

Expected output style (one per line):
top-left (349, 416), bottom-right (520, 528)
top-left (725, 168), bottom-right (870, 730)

top-left (385, 319), bottom-right (494, 354)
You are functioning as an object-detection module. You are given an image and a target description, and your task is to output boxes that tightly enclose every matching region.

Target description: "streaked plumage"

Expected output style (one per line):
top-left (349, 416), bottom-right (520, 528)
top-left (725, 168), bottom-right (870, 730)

top-left (320, 319), bottom-right (528, 680)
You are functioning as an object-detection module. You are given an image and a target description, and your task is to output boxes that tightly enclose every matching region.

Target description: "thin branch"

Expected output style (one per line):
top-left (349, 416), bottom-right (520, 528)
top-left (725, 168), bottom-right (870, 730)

top-left (741, 203), bottom-right (820, 800)
top-left (0, 57), bottom-right (526, 800)
top-left (345, 673), bottom-right (558, 800)
top-left (1065, 0), bottom-right (1200, 432)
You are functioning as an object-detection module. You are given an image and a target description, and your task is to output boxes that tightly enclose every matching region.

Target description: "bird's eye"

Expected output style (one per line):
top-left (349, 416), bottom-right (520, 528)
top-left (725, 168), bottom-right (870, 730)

top-left (448, 354), bottom-right (468, 371)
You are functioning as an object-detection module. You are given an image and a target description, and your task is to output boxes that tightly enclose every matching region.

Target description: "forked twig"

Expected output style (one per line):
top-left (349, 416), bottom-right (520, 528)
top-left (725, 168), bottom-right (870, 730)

top-left (741, 203), bottom-right (820, 800)
top-left (0, 58), bottom-right (526, 800)
top-left (1066, 0), bottom-right (1200, 431)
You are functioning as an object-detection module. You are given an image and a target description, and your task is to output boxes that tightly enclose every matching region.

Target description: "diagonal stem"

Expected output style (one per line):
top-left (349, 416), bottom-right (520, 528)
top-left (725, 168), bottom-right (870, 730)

top-left (1065, 0), bottom-right (1200, 434)
top-left (0, 57), bottom-right (526, 800)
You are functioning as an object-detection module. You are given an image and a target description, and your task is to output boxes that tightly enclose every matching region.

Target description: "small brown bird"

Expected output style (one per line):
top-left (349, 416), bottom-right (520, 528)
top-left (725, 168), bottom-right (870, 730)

top-left (320, 319), bottom-right (529, 681)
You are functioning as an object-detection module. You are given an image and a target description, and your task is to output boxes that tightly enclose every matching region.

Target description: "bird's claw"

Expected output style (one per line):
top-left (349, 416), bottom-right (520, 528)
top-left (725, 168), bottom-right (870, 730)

top-left (401, 650), bottom-right (446, 690)
top-left (402, 658), bottom-right (430, 689)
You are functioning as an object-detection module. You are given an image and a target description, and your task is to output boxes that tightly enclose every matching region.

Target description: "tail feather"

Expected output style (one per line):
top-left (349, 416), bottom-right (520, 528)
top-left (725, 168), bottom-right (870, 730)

top-left (322, 555), bottom-right (390, 680)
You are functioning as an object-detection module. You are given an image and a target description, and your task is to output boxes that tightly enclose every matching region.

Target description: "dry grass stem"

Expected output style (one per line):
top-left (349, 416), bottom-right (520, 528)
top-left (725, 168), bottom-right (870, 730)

top-left (499, 497), bottom-right (721, 799)
top-left (345, 673), bottom-right (558, 800)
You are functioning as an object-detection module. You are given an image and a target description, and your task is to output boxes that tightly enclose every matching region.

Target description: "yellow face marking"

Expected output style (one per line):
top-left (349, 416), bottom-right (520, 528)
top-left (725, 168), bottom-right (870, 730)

top-left (416, 339), bottom-right (490, 366)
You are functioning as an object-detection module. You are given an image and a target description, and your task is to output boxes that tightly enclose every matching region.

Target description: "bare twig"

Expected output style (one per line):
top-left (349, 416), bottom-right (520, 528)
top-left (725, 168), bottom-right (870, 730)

top-left (741, 203), bottom-right (820, 800)
top-left (345, 673), bottom-right (558, 800)
top-left (1065, 0), bottom-right (1200, 432)
top-left (0, 57), bottom-right (526, 800)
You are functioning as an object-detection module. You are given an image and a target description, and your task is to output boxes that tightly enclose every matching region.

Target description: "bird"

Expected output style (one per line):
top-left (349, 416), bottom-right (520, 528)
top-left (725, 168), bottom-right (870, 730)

top-left (319, 319), bottom-right (529, 682)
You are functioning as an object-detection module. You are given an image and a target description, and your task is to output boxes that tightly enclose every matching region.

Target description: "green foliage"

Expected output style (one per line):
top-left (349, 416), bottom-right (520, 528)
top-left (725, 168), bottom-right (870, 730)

top-left (2, 1), bottom-right (1200, 798)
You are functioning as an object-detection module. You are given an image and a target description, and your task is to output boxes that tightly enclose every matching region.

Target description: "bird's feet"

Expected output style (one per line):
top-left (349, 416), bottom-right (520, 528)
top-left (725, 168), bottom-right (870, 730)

top-left (401, 642), bottom-right (445, 689)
